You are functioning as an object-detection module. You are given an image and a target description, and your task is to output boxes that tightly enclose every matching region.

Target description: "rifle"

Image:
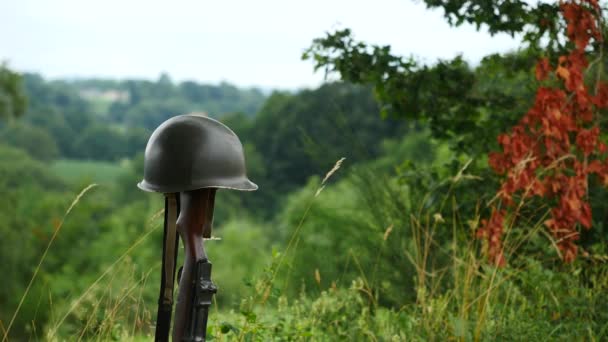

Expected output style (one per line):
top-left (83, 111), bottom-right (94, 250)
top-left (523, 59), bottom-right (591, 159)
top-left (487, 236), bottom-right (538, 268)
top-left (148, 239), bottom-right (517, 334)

top-left (154, 188), bottom-right (217, 342)
top-left (172, 188), bottom-right (217, 342)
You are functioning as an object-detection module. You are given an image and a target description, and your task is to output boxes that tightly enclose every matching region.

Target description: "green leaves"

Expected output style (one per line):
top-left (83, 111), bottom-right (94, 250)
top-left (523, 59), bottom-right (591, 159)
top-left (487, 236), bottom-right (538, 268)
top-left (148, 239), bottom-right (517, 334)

top-left (422, 0), bottom-right (564, 51)
top-left (219, 321), bottom-right (239, 334)
top-left (0, 63), bottom-right (27, 120)
top-left (303, 29), bottom-right (542, 157)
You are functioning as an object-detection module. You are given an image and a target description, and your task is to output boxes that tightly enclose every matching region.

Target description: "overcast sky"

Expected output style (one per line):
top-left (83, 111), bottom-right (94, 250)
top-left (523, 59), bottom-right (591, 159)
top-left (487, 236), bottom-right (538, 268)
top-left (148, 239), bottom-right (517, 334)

top-left (1, 0), bottom-right (521, 89)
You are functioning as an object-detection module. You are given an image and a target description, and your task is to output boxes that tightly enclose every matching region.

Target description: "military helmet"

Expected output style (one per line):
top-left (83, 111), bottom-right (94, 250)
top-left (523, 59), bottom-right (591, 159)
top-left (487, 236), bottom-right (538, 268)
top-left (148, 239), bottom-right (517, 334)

top-left (138, 114), bottom-right (258, 193)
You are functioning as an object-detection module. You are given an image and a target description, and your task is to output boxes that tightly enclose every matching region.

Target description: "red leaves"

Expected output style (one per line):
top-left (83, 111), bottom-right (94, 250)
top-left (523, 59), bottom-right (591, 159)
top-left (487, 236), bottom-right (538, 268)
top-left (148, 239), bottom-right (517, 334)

top-left (488, 151), bottom-right (507, 174)
top-left (536, 58), bottom-right (551, 81)
top-left (592, 83), bottom-right (608, 108)
top-left (576, 126), bottom-right (600, 155)
top-left (557, 54), bottom-right (586, 95)
top-left (561, 1), bottom-right (602, 50)
top-left (478, 0), bottom-right (608, 265)
top-left (477, 208), bottom-right (507, 267)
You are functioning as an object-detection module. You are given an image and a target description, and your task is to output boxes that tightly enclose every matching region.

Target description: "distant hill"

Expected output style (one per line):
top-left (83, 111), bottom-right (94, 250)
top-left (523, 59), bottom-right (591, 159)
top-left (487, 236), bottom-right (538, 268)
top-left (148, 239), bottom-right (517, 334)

top-left (2, 73), bottom-right (267, 161)
top-left (31, 73), bottom-right (267, 126)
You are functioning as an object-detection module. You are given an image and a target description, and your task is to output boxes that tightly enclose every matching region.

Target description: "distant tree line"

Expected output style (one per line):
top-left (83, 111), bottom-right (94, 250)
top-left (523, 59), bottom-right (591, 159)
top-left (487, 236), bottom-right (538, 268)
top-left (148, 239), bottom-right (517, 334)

top-left (0, 73), bottom-right (267, 161)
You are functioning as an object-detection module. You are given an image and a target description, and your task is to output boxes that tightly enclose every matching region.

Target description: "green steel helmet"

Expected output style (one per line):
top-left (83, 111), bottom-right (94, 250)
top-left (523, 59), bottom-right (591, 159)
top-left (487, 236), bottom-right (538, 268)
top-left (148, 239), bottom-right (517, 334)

top-left (138, 114), bottom-right (258, 193)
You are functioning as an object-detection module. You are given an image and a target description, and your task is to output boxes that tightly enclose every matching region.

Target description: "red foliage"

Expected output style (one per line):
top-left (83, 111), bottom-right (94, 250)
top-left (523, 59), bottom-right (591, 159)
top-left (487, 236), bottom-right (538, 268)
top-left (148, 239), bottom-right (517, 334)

top-left (536, 58), bottom-right (551, 81)
top-left (561, 0), bottom-right (602, 50)
top-left (477, 208), bottom-right (507, 266)
top-left (478, 0), bottom-right (607, 266)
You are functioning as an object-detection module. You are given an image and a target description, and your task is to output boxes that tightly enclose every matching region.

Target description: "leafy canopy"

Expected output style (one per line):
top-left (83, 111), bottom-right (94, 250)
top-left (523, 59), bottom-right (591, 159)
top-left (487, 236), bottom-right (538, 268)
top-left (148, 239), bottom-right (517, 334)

top-left (0, 63), bottom-right (27, 120)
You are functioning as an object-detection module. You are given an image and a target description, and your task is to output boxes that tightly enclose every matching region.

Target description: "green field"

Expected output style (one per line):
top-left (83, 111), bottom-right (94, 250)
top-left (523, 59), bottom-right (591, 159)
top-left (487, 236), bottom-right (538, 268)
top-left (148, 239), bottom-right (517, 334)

top-left (51, 159), bottom-right (129, 185)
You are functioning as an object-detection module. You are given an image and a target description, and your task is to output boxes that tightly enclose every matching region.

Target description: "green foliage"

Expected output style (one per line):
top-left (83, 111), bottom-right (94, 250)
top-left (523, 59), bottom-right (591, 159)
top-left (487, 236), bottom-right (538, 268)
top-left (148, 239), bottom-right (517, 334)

top-left (204, 277), bottom-right (399, 340)
top-left (16, 73), bottom-right (266, 161)
top-left (0, 63), bottom-right (27, 120)
top-left (304, 32), bottom-right (542, 156)
top-left (206, 220), bottom-right (272, 307)
top-left (21, 73), bottom-right (100, 158)
top-left (267, 130), bottom-right (450, 307)
top-left (203, 260), bottom-right (608, 341)
top-left (245, 82), bottom-right (409, 216)
top-left (422, 0), bottom-right (564, 50)
top-left (0, 123), bottom-right (60, 161)
top-left (43, 198), bottom-right (162, 340)
top-left (0, 145), bottom-right (69, 337)
top-left (273, 174), bottom-right (411, 306)
top-left (7, 71), bottom-right (421, 220)
top-left (108, 78), bottom-right (266, 130)
top-left (0, 144), bottom-right (66, 190)
top-left (72, 124), bottom-right (128, 161)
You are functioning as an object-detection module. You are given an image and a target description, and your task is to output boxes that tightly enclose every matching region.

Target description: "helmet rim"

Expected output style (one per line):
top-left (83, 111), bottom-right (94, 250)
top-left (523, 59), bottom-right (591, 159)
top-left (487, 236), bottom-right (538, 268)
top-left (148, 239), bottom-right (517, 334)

top-left (137, 178), bottom-right (258, 193)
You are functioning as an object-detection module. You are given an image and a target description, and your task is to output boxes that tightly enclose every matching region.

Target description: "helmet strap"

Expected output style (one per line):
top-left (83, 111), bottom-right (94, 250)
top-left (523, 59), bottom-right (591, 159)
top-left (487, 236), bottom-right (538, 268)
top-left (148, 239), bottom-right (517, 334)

top-left (202, 189), bottom-right (216, 238)
top-left (155, 193), bottom-right (180, 342)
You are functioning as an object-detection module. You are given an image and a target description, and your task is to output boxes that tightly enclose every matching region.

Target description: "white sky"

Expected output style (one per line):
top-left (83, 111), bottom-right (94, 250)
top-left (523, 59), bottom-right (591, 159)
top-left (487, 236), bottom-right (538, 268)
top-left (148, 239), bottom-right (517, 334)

top-left (0, 0), bottom-right (521, 90)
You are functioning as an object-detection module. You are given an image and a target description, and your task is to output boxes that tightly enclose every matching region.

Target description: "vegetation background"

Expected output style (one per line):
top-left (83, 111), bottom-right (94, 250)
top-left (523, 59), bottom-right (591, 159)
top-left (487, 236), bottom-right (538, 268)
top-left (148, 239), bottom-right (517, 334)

top-left (1, 0), bottom-right (608, 341)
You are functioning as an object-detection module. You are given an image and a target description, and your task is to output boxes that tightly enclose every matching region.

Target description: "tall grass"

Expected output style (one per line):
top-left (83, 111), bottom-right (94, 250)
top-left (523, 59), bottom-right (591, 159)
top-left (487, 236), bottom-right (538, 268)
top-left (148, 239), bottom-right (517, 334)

top-left (2, 184), bottom-right (97, 342)
top-left (5, 157), bottom-right (607, 341)
top-left (1, 184), bottom-right (165, 341)
top-left (202, 159), bottom-right (608, 341)
top-left (45, 208), bottom-right (163, 341)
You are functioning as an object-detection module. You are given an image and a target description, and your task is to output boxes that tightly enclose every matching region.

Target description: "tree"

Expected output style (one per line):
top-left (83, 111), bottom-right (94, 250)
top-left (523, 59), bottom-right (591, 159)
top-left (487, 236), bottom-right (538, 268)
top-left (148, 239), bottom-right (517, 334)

top-left (302, 1), bottom-right (607, 156)
top-left (479, 0), bottom-right (608, 265)
top-left (246, 83), bottom-right (409, 215)
top-left (72, 124), bottom-right (127, 161)
top-left (0, 63), bottom-right (27, 120)
top-left (0, 123), bottom-right (60, 161)
top-left (303, 0), bottom-right (608, 265)
top-left (422, 0), bottom-right (563, 48)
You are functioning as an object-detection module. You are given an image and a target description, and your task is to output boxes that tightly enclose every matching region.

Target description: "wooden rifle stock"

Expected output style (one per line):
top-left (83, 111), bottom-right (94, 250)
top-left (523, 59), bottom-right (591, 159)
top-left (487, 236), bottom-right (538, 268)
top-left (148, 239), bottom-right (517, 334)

top-left (173, 188), bottom-right (216, 341)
